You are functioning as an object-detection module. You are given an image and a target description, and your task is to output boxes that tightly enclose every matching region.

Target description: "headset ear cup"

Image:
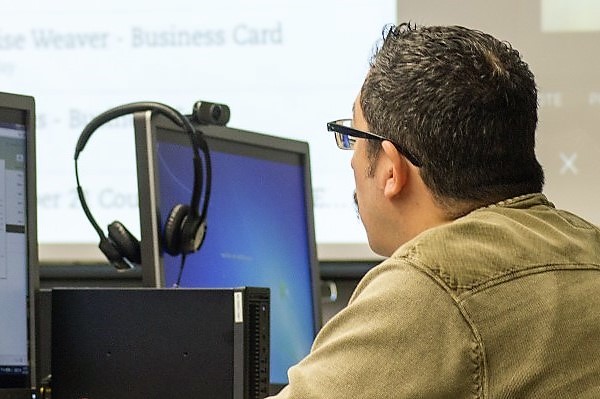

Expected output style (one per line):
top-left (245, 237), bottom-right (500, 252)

top-left (180, 212), bottom-right (205, 255)
top-left (99, 237), bottom-right (131, 270)
top-left (107, 221), bottom-right (141, 265)
top-left (163, 204), bottom-right (190, 256)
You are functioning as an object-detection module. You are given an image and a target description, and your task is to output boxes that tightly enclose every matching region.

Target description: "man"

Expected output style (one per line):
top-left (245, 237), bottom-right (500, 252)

top-left (269, 23), bottom-right (600, 398)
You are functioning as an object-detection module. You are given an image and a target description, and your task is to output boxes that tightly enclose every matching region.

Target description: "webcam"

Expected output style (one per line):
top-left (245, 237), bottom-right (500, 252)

top-left (192, 101), bottom-right (230, 126)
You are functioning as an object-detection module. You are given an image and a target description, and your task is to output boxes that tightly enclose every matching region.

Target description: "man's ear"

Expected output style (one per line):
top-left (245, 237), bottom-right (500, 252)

top-left (380, 140), bottom-right (409, 199)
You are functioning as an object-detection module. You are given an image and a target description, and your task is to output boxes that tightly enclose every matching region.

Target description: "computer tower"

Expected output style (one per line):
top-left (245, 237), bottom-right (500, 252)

top-left (50, 287), bottom-right (270, 399)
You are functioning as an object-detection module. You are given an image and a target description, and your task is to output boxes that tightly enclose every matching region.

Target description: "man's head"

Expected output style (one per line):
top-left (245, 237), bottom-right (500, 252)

top-left (359, 23), bottom-right (544, 217)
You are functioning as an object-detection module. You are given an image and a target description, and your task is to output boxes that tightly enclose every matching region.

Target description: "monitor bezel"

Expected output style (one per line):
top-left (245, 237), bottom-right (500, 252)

top-left (134, 110), bottom-right (322, 392)
top-left (0, 91), bottom-right (38, 397)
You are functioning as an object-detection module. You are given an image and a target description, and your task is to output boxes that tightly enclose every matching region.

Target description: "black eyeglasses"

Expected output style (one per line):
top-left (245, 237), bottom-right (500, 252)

top-left (326, 119), bottom-right (422, 167)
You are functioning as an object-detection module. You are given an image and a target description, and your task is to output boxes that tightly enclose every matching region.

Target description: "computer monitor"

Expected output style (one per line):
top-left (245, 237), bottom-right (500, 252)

top-left (134, 111), bottom-right (321, 393)
top-left (0, 92), bottom-right (38, 398)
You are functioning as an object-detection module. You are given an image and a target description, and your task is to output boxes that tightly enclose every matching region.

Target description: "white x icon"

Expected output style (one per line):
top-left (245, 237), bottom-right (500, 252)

top-left (559, 152), bottom-right (578, 175)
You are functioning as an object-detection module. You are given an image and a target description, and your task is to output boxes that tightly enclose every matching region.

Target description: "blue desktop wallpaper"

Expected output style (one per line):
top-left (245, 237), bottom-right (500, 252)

top-left (157, 140), bottom-right (316, 385)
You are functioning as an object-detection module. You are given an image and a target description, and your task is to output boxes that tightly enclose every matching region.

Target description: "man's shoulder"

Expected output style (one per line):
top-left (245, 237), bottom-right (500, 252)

top-left (389, 193), bottom-right (600, 295)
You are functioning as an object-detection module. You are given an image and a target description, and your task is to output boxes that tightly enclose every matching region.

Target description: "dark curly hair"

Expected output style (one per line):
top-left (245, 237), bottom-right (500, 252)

top-left (360, 23), bottom-right (544, 216)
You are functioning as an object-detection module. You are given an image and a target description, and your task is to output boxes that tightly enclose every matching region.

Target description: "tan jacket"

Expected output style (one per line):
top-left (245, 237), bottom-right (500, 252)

top-left (270, 193), bottom-right (600, 398)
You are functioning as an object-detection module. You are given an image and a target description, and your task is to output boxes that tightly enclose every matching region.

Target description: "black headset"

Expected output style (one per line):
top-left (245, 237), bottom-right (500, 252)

top-left (74, 102), bottom-right (212, 270)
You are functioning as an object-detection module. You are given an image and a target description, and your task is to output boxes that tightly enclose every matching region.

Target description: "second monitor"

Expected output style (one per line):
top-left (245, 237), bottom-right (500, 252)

top-left (134, 109), bottom-right (321, 393)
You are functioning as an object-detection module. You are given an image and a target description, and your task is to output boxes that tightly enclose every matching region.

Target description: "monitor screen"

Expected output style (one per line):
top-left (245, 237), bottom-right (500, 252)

top-left (0, 92), bottom-right (37, 396)
top-left (134, 111), bottom-right (321, 391)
